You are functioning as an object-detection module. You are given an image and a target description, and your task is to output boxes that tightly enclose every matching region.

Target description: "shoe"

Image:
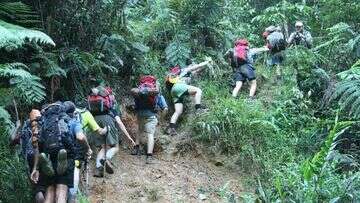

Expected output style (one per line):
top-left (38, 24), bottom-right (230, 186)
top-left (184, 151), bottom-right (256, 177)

top-left (39, 153), bottom-right (55, 177)
top-left (145, 155), bottom-right (157, 164)
top-left (100, 159), bottom-right (114, 174)
top-left (131, 145), bottom-right (140, 156)
top-left (93, 166), bottom-right (104, 178)
top-left (195, 105), bottom-right (209, 115)
top-left (168, 127), bottom-right (177, 136)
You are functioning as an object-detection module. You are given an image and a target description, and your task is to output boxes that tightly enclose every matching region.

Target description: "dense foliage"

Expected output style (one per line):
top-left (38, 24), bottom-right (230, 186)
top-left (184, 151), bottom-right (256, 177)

top-left (0, 0), bottom-right (359, 202)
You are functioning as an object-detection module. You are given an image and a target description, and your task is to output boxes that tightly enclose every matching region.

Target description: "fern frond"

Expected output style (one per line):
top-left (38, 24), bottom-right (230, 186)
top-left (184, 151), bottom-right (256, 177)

top-left (0, 2), bottom-right (41, 26)
top-left (0, 106), bottom-right (12, 131)
top-left (0, 20), bottom-right (55, 50)
top-left (12, 76), bottom-right (46, 103)
top-left (0, 63), bottom-right (31, 78)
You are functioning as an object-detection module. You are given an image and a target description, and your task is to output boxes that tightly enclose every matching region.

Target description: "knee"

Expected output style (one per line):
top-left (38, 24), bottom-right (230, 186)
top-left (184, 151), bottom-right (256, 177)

top-left (196, 88), bottom-right (202, 94)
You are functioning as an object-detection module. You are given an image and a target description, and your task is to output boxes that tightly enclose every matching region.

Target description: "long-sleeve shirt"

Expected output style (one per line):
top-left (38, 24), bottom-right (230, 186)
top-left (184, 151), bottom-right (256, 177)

top-left (288, 30), bottom-right (313, 48)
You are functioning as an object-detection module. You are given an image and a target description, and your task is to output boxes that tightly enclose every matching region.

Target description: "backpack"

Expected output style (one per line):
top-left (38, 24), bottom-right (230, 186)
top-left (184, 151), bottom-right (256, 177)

top-left (87, 87), bottom-right (115, 115)
top-left (39, 103), bottom-right (73, 156)
top-left (267, 31), bottom-right (287, 53)
top-left (233, 39), bottom-right (249, 67)
top-left (165, 66), bottom-right (181, 85)
top-left (136, 75), bottom-right (157, 110)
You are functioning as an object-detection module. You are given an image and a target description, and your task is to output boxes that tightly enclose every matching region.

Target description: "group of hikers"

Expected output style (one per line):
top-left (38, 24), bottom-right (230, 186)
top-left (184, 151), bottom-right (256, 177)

top-left (8, 21), bottom-right (312, 203)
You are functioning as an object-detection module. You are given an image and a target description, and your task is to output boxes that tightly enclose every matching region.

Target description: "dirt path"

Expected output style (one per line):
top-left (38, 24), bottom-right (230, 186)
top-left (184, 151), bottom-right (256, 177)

top-left (87, 130), bottom-right (246, 203)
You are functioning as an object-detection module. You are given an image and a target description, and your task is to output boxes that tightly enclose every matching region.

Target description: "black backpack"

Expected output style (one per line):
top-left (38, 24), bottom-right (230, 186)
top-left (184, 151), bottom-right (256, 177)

top-left (40, 103), bottom-right (74, 156)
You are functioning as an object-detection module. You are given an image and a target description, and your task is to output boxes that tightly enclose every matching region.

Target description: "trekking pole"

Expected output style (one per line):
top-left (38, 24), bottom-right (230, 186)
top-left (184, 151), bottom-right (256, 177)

top-left (101, 126), bottom-right (109, 202)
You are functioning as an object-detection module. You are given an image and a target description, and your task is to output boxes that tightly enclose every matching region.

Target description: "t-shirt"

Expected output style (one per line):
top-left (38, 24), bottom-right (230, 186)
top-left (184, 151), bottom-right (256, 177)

top-left (77, 109), bottom-right (100, 132)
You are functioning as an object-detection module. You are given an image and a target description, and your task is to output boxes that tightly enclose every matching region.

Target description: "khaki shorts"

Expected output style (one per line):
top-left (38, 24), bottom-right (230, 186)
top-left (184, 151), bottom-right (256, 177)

top-left (138, 116), bottom-right (158, 135)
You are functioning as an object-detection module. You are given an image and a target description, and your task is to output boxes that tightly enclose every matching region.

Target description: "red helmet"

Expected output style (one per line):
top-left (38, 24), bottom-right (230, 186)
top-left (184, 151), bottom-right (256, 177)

top-left (235, 39), bottom-right (249, 46)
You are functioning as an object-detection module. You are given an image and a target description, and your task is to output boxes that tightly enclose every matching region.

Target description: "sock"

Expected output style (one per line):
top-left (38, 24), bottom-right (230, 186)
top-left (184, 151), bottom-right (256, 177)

top-left (106, 147), bottom-right (117, 160)
top-left (195, 104), bottom-right (201, 109)
top-left (169, 123), bottom-right (176, 129)
top-left (96, 157), bottom-right (102, 168)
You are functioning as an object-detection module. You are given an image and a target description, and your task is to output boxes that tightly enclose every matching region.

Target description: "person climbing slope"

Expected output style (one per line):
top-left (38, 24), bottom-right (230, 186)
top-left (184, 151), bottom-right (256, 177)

top-left (263, 25), bottom-right (287, 81)
top-left (225, 39), bottom-right (269, 99)
top-left (131, 75), bottom-right (168, 164)
top-left (165, 59), bottom-right (211, 136)
top-left (288, 21), bottom-right (313, 48)
top-left (30, 102), bottom-right (92, 203)
top-left (88, 79), bottom-right (135, 177)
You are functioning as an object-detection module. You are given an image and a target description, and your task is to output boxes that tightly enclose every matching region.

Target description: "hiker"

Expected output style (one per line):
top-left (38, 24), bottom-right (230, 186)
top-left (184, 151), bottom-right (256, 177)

top-left (9, 110), bottom-right (46, 203)
top-left (165, 59), bottom-right (211, 136)
top-left (30, 102), bottom-right (92, 203)
top-left (88, 79), bottom-right (135, 177)
top-left (130, 75), bottom-right (168, 164)
top-left (264, 26), bottom-right (287, 80)
top-left (226, 39), bottom-right (269, 99)
top-left (63, 101), bottom-right (107, 202)
top-left (288, 21), bottom-right (313, 48)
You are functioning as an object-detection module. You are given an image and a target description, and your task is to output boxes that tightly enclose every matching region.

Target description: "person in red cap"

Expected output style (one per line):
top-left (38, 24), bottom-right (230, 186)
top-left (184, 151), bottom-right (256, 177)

top-left (225, 39), bottom-right (268, 99)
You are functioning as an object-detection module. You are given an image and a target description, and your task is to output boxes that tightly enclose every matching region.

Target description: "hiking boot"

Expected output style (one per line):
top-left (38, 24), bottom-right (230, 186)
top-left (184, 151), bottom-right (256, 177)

top-left (131, 145), bottom-right (140, 156)
top-left (93, 166), bottom-right (104, 178)
top-left (57, 149), bottom-right (68, 175)
top-left (145, 155), bottom-right (157, 164)
top-left (100, 159), bottom-right (114, 174)
top-left (167, 127), bottom-right (177, 136)
top-left (39, 153), bottom-right (55, 177)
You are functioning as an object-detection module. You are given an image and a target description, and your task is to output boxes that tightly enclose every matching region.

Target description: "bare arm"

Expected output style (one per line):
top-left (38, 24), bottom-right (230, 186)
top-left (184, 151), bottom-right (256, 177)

top-left (115, 116), bottom-right (136, 146)
top-left (183, 60), bottom-right (210, 73)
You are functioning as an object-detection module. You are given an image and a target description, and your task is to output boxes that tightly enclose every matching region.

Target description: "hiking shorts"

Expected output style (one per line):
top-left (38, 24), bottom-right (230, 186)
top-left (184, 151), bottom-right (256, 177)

top-left (138, 116), bottom-right (158, 136)
top-left (234, 64), bottom-right (256, 82)
top-left (267, 52), bottom-right (284, 66)
top-left (93, 114), bottom-right (119, 146)
top-left (43, 159), bottom-right (74, 188)
top-left (171, 83), bottom-right (189, 103)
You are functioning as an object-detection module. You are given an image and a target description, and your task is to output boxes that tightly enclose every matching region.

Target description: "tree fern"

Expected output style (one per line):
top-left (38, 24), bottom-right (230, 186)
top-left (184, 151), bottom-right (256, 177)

top-left (0, 20), bottom-right (55, 51)
top-left (0, 106), bottom-right (12, 132)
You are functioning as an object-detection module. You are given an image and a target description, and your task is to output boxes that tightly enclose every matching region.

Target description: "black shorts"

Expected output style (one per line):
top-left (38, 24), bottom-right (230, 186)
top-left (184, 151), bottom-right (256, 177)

top-left (43, 159), bottom-right (74, 188)
top-left (234, 64), bottom-right (256, 82)
top-left (174, 91), bottom-right (189, 104)
top-left (33, 173), bottom-right (47, 195)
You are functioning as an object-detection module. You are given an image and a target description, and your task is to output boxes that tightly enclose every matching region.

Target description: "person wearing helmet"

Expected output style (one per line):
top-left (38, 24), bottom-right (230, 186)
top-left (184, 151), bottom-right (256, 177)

top-left (225, 39), bottom-right (268, 98)
top-left (288, 21), bottom-right (313, 48)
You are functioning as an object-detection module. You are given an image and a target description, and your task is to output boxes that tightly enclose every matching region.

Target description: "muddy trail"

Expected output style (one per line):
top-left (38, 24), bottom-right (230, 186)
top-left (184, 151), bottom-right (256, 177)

top-left (86, 115), bottom-right (246, 202)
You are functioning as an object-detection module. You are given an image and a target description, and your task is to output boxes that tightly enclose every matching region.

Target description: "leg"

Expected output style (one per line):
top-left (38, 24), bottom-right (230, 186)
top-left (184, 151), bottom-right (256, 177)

top-left (106, 144), bottom-right (119, 160)
top-left (96, 146), bottom-right (105, 168)
top-left (232, 81), bottom-right (243, 98)
top-left (146, 117), bottom-right (158, 155)
top-left (249, 79), bottom-right (257, 97)
top-left (187, 85), bottom-right (202, 105)
top-left (35, 191), bottom-right (45, 203)
top-left (170, 103), bottom-right (184, 125)
top-left (44, 185), bottom-right (55, 203)
top-left (55, 184), bottom-right (68, 203)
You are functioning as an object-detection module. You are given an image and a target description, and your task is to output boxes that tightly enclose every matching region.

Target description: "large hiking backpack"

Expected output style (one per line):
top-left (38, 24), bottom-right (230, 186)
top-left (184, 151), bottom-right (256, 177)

top-left (136, 75), bottom-right (157, 110)
top-left (87, 87), bottom-right (115, 115)
top-left (233, 39), bottom-right (249, 67)
top-left (39, 103), bottom-right (73, 156)
top-left (267, 31), bottom-right (287, 53)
